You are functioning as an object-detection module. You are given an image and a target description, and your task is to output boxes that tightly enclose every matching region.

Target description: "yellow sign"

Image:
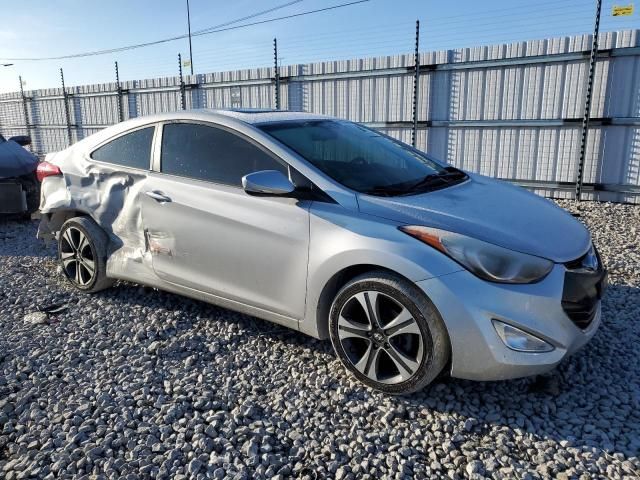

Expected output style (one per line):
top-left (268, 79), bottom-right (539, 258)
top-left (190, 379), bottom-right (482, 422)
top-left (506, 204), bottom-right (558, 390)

top-left (182, 59), bottom-right (192, 68)
top-left (612, 4), bottom-right (634, 16)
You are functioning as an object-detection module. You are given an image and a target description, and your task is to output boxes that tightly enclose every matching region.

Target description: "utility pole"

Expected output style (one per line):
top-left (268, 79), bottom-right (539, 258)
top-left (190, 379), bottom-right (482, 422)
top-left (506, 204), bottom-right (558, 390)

top-left (186, 0), bottom-right (194, 75)
top-left (575, 0), bottom-right (602, 201)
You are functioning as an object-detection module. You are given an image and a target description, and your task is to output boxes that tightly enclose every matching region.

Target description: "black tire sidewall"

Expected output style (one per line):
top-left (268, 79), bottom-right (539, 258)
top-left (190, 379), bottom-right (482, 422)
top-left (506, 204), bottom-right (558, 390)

top-left (329, 276), bottom-right (440, 395)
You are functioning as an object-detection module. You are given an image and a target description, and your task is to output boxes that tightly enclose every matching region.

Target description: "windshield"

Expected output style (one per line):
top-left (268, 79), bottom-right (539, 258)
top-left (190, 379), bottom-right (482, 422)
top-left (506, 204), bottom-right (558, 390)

top-left (258, 120), bottom-right (466, 196)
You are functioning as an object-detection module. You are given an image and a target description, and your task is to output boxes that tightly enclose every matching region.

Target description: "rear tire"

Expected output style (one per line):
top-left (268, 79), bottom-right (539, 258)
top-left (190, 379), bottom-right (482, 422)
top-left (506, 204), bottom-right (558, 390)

top-left (58, 216), bottom-right (114, 293)
top-left (329, 271), bottom-right (450, 395)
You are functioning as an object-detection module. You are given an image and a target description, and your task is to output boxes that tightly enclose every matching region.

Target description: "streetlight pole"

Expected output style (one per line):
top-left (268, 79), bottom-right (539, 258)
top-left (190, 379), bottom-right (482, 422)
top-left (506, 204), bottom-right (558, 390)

top-left (186, 0), bottom-right (194, 75)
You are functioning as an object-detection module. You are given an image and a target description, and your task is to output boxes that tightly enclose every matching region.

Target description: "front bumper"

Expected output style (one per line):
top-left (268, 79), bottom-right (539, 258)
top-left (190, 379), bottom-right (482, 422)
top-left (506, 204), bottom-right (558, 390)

top-left (416, 264), bottom-right (604, 381)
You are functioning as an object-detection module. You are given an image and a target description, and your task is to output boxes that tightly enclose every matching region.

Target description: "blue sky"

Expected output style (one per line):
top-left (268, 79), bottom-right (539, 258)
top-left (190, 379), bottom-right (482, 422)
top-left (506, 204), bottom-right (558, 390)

top-left (0, 0), bottom-right (637, 93)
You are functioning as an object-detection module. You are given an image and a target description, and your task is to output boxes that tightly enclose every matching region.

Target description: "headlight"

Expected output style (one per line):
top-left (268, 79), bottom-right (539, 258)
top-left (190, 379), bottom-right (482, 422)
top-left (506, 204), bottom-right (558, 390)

top-left (399, 225), bottom-right (554, 284)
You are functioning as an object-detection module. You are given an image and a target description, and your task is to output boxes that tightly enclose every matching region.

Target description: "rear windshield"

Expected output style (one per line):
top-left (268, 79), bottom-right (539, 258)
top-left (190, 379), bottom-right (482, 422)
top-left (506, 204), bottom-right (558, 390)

top-left (258, 120), bottom-right (457, 195)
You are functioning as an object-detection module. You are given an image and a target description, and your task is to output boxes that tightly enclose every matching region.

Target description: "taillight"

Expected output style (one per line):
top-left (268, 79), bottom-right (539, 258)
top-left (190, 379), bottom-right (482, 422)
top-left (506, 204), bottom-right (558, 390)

top-left (36, 161), bottom-right (62, 182)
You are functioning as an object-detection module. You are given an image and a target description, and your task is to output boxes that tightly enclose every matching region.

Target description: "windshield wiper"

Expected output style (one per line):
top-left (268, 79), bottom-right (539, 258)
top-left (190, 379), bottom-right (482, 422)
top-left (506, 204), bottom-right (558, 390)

top-left (404, 167), bottom-right (468, 193)
top-left (363, 167), bottom-right (468, 197)
top-left (362, 186), bottom-right (412, 197)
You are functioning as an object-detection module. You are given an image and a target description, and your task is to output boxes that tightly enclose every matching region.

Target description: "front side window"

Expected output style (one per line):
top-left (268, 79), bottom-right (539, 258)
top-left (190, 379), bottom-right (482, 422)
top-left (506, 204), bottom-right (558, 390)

top-left (91, 127), bottom-right (154, 169)
top-left (161, 123), bottom-right (287, 186)
top-left (259, 120), bottom-right (466, 196)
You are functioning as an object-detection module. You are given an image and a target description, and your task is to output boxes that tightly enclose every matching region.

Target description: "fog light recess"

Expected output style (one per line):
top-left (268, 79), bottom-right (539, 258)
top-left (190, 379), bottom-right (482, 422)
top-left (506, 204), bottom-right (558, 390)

top-left (492, 320), bottom-right (554, 353)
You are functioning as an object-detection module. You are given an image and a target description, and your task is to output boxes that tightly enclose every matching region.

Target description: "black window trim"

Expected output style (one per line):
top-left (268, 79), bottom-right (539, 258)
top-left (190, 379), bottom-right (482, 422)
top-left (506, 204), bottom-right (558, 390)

top-left (89, 124), bottom-right (158, 172)
top-left (154, 119), bottom-right (292, 189)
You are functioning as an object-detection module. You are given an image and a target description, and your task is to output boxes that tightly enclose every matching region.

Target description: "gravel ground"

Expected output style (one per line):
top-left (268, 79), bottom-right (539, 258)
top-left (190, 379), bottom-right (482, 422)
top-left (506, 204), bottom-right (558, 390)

top-left (0, 200), bottom-right (639, 480)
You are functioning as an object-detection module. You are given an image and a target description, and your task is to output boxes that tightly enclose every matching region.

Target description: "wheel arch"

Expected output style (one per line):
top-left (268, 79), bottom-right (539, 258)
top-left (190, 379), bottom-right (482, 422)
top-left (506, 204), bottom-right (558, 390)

top-left (38, 208), bottom-right (95, 241)
top-left (308, 264), bottom-right (423, 340)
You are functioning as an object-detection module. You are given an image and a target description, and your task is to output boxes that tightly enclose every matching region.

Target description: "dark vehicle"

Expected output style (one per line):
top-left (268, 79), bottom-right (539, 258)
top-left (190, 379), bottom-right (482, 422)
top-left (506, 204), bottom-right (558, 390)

top-left (0, 134), bottom-right (40, 217)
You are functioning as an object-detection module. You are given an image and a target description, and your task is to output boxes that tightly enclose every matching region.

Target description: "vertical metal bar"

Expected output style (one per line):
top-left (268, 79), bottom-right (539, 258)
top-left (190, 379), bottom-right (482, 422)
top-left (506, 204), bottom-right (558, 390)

top-left (115, 61), bottom-right (124, 123)
top-left (411, 20), bottom-right (420, 148)
top-left (178, 53), bottom-right (186, 110)
top-left (60, 68), bottom-right (73, 146)
top-left (576, 0), bottom-right (602, 201)
top-left (186, 0), bottom-right (194, 75)
top-left (274, 38), bottom-right (280, 110)
top-left (18, 76), bottom-right (31, 145)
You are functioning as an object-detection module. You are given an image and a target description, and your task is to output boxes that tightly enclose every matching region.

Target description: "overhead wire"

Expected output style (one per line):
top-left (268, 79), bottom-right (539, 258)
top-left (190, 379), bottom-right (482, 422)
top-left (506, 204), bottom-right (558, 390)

top-left (6, 0), bottom-right (636, 89)
top-left (0, 0), bottom-right (370, 62)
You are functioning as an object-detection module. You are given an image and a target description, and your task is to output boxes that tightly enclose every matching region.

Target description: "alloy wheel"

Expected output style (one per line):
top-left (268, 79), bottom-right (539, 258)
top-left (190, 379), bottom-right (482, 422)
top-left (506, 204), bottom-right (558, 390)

top-left (336, 290), bottom-right (424, 385)
top-left (60, 226), bottom-right (96, 287)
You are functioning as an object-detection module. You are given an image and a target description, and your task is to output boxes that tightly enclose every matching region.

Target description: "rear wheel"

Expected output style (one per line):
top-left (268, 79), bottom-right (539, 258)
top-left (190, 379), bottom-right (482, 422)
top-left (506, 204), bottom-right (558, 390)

top-left (329, 271), bottom-right (450, 395)
top-left (58, 217), bottom-right (114, 292)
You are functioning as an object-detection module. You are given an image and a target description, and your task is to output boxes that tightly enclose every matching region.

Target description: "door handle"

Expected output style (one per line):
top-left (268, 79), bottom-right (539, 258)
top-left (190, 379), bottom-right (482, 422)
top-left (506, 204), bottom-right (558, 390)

top-left (145, 190), bottom-right (172, 203)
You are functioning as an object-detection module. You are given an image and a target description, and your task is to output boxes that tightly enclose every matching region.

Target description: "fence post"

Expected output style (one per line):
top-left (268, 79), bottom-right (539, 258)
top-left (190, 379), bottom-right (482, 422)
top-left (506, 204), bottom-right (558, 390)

top-left (411, 20), bottom-right (420, 148)
top-left (576, 0), bottom-right (602, 201)
top-left (178, 53), bottom-right (186, 110)
top-left (115, 61), bottom-right (124, 123)
top-left (18, 76), bottom-right (31, 146)
top-left (273, 38), bottom-right (281, 110)
top-left (60, 68), bottom-right (73, 147)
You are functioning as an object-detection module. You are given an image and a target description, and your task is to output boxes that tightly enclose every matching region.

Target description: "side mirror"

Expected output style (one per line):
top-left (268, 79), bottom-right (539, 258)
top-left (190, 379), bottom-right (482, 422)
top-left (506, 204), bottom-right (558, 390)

top-left (9, 135), bottom-right (31, 147)
top-left (242, 170), bottom-right (295, 196)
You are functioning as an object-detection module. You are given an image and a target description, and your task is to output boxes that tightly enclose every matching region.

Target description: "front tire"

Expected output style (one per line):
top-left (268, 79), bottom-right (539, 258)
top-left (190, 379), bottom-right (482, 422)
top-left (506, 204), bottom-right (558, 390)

top-left (329, 271), bottom-right (450, 395)
top-left (58, 217), bottom-right (114, 293)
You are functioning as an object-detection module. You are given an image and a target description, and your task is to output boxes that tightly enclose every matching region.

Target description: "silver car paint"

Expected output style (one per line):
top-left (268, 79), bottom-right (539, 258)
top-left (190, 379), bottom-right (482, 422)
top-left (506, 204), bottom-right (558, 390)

top-left (140, 171), bottom-right (311, 319)
top-left (357, 173), bottom-right (591, 263)
top-left (417, 266), bottom-right (601, 380)
top-left (38, 109), bottom-right (598, 381)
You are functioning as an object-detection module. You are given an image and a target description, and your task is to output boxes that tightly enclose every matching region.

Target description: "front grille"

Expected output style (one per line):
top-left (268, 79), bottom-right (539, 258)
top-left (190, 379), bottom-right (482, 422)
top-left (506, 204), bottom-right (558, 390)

top-left (561, 246), bottom-right (607, 330)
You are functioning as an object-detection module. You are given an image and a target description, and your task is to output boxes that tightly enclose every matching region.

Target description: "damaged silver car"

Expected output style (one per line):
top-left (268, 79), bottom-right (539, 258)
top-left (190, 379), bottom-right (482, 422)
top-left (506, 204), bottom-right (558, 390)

top-left (37, 109), bottom-right (607, 394)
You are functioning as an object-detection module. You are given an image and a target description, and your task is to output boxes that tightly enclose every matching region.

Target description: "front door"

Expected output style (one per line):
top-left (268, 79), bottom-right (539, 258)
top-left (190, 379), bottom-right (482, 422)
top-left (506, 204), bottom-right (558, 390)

top-left (140, 122), bottom-right (310, 319)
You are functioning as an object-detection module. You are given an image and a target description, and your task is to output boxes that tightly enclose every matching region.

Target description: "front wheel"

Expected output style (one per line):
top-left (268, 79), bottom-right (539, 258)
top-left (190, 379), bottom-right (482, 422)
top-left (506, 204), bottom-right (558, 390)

top-left (329, 271), bottom-right (450, 395)
top-left (58, 216), bottom-right (115, 293)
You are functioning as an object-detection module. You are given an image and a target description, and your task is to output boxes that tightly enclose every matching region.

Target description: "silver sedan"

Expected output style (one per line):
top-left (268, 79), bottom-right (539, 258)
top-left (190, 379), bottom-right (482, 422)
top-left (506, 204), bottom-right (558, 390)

top-left (36, 109), bottom-right (607, 394)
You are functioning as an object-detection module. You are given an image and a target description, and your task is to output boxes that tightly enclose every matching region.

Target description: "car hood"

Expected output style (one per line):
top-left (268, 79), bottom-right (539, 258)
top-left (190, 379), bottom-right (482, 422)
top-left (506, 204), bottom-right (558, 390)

top-left (357, 173), bottom-right (591, 263)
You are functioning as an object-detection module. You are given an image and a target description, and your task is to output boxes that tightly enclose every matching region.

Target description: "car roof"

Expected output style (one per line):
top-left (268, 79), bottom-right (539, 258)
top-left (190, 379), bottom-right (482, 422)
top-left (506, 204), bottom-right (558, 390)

top-left (66, 108), bottom-right (335, 154)
top-left (207, 108), bottom-right (334, 125)
top-left (122, 108), bottom-right (332, 126)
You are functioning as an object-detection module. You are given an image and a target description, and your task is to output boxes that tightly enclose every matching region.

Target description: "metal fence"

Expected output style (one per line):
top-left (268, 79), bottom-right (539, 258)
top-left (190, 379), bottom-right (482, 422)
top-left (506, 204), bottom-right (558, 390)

top-left (1, 29), bottom-right (639, 203)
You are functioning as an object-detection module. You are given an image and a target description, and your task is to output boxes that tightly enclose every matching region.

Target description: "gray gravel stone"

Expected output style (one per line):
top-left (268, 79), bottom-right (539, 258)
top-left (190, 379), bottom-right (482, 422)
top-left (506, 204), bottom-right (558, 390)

top-left (0, 203), bottom-right (639, 479)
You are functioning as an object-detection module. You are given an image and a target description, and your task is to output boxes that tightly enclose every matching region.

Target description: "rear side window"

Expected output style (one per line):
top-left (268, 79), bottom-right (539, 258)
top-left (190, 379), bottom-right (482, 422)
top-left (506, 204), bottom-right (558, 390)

top-left (91, 127), bottom-right (154, 169)
top-left (160, 123), bottom-right (286, 186)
